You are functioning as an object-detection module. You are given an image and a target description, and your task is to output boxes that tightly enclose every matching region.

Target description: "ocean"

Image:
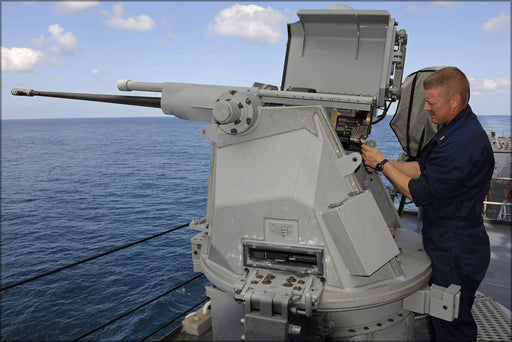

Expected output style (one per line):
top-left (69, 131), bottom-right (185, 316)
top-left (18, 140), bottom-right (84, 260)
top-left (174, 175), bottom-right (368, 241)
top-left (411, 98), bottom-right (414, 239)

top-left (1, 114), bottom-right (509, 341)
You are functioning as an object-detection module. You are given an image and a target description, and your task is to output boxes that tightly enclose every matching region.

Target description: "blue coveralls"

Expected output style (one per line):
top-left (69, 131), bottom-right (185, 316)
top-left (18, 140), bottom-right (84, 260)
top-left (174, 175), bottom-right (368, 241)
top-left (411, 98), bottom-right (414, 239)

top-left (408, 105), bottom-right (494, 341)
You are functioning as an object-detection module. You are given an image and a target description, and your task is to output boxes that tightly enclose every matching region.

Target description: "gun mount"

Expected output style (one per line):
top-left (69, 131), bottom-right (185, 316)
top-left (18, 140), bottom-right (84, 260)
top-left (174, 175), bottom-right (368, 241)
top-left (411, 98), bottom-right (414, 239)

top-left (13, 6), bottom-right (407, 151)
top-left (12, 5), bottom-right (446, 341)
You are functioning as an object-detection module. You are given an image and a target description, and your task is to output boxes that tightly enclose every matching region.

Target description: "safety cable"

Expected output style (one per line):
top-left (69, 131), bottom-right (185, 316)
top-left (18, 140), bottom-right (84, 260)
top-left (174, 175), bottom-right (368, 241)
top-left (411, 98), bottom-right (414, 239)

top-left (139, 297), bottom-right (209, 342)
top-left (0, 222), bottom-right (190, 292)
top-left (73, 273), bottom-right (206, 342)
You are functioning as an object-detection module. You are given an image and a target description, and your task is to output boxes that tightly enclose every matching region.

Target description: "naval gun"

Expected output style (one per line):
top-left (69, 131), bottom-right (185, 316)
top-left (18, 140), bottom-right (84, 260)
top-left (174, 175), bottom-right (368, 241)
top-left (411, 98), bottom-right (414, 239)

top-left (12, 5), bottom-right (461, 341)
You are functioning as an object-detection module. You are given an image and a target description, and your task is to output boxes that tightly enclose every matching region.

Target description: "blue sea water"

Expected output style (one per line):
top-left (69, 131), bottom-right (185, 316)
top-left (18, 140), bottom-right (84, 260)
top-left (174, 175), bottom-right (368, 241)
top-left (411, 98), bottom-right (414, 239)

top-left (1, 114), bottom-right (509, 341)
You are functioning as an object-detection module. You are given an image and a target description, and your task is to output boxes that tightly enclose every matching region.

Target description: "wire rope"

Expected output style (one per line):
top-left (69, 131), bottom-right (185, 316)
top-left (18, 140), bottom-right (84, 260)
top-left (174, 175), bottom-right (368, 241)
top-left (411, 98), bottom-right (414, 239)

top-left (0, 222), bottom-right (190, 292)
top-left (72, 273), bottom-right (205, 341)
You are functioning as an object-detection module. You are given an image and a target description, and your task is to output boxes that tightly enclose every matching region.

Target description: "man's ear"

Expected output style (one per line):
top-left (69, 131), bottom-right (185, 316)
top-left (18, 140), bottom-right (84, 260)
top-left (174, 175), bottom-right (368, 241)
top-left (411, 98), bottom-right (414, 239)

top-left (451, 93), bottom-right (462, 107)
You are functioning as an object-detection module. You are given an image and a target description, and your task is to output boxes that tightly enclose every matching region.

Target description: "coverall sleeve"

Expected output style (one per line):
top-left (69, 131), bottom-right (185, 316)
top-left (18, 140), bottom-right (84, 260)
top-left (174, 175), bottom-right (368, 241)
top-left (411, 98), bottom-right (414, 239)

top-left (408, 132), bottom-right (474, 206)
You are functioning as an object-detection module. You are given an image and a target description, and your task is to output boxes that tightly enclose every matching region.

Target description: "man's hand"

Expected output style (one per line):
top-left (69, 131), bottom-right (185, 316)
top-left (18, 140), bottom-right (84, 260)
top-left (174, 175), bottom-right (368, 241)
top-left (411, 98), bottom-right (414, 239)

top-left (361, 144), bottom-right (385, 172)
top-left (361, 143), bottom-right (418, 201)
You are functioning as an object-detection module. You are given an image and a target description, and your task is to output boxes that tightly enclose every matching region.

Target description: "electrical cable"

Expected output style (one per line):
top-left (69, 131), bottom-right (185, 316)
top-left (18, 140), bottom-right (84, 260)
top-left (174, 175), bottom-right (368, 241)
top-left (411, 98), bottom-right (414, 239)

top-left (0, 222), bottom-right (190, 292)
top-left (371, 100), bottom-right (393, 125)
top-left (72, 273), bottom-right (206, 342)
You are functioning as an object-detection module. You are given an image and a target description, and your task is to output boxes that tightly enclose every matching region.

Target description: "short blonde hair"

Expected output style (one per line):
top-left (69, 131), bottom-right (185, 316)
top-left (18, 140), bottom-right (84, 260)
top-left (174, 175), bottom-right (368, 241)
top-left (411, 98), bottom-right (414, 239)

top-left (423, 67), bottom-right (470, 105)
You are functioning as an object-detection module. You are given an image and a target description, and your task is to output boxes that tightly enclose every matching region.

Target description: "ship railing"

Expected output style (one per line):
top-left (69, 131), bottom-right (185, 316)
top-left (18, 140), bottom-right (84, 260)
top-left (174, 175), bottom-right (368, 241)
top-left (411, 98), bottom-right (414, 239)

top-left (484, 200), bottom-right (512, 222)
top-left (484, 176), bottom-right (512, 223)
top-left (0, 221), bottom-right (208, 341)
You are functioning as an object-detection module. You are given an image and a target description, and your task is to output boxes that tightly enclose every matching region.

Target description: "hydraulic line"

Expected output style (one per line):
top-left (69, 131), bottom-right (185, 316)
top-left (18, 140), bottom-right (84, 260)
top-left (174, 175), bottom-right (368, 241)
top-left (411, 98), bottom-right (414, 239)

top-left (0, 222), bottom-right (190, 292)
top-left (72, 273), bottom-right (206, 342)
top-left (139, 297), bottom-right (209, 342)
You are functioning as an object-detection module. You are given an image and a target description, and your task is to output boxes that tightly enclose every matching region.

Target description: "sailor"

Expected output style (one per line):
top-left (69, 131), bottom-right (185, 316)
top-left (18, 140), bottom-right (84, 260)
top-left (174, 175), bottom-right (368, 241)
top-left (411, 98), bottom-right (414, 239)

top-left (361, 67), bottom-right (494, 341)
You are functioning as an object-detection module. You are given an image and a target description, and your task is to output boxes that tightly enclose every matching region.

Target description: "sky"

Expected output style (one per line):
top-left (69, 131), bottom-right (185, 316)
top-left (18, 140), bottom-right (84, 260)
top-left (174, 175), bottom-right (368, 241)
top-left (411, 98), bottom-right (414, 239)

top-left (1, 1), bottom-right (510, 119)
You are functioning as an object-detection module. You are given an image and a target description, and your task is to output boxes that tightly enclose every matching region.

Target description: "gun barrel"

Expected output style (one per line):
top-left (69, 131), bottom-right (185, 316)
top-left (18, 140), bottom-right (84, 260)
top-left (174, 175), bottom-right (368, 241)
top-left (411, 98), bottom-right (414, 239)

top-left (11, 88), bottom-right (161, 108)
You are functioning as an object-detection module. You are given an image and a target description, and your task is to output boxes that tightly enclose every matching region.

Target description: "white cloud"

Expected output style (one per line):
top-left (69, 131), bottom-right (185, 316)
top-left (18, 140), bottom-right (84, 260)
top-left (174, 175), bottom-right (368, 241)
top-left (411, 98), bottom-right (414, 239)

top-left (112, 2), bottom-right (123, 17)
top-left (405, 6), bottom-right (421, 14)
top-left (158, 19), bottom-right (178, 44)
top-left (91, 68), bottom-right (103, 80)
top-left (2, 24), bottom-right (78, 72)
top-left (168, 30), bottom-right (177, 40)
top-left (470, 78), bottom-right (510, 96)
top-left (31, 35), bottom-right (47, 50)
top-left (48, 24), bottom-right (79, 55)
top-left (209, 4), bottom-right (286, 45)
top-left (55, 1), bottom-right (99, 14)
top-left (2, 47), bottom-right (45, 72)
top-left (432, 1), bottom-right (456, 8)
top-left (29, 24), bottom-right (79, 56)
top-left (103, 3), bottom-right (156, 31)
top-left (481, 13), bottom-right (511, 32)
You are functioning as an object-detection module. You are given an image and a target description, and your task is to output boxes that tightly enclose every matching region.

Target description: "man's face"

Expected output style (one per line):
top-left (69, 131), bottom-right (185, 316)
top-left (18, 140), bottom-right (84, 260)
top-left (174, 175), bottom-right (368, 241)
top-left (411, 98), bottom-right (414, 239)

top-left (423, 88), bottom-right (457, 125)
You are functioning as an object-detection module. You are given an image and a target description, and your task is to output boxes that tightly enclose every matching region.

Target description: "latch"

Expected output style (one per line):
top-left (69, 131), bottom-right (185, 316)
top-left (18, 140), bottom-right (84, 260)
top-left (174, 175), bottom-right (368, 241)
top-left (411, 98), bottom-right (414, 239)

top-left (242, 289), bottom-right (294, 341)
top-left (190, 232), bottom-right (205, 273)
top-left (403, 283), bottom-right (461, 321)
top-left (189, 217), bottom-right (210, 273)
top-left (236, 269), bottom-right (323, 341)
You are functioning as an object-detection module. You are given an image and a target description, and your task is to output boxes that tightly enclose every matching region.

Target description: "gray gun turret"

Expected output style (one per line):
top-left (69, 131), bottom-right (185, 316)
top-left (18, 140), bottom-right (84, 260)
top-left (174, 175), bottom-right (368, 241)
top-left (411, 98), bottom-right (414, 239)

top-left (12, 5), bottom-right (457, 341)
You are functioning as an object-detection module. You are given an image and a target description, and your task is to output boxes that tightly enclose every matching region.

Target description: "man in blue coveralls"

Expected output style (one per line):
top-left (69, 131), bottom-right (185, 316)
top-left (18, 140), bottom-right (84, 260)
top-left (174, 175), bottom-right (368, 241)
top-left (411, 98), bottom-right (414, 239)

top-left (361, 67), bottom-right (494, 341)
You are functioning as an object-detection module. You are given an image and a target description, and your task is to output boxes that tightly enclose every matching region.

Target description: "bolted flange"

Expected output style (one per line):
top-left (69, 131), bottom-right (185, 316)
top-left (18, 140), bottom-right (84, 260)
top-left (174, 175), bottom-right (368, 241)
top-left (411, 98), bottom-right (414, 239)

top-left (212, 90), bottom-right (261, 135)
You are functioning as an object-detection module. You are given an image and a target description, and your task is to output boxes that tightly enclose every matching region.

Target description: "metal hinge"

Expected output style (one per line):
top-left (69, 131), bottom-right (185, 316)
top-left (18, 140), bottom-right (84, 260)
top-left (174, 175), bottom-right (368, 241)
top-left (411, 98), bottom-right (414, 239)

top-left (403, 283), bottom-right (461, 321)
